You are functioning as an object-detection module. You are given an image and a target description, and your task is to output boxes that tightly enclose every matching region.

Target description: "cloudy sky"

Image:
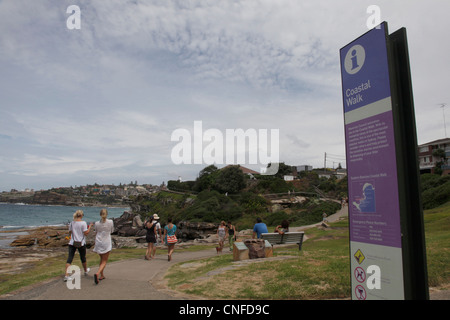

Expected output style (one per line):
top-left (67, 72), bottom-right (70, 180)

top-left (0, 0), bottom-right (449, 191)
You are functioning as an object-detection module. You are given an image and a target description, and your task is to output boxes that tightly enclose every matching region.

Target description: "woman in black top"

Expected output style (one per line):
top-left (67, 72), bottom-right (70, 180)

top-left (227, 221), bottom-right (237, 251)
top-left (144, 219), bottom-right (157, 260)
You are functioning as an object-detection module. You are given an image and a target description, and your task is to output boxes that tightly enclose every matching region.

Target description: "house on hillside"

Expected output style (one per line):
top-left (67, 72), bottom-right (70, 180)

top-left (418, 138), bottom-right (450, 175)
top-left (296, 165), bottom-right (313, 172)
top-left (223, 164), bottom-right (260, 178)
top-left (318, 168), bottom-right (347, 180)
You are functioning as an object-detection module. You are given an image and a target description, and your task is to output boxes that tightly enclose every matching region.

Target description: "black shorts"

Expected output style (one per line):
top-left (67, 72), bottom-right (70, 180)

top-left (66, 245), bottom-right (87, 264)
top-left (146, 235), bottom-right (156, 243)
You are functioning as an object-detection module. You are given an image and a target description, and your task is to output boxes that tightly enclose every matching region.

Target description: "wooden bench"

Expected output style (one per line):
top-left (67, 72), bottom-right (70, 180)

top-left (261, 232), bottom-right (305, 250)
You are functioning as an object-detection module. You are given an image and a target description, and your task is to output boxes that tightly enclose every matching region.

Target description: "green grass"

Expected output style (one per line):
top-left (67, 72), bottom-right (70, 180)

top-left (165, 219), bottom-right (351, 300)
top-left (423, 201), bottom-right (450, 287)
top-left (164, 204), bottom-right (450, 299)
top-left (0, 253), bottom-right (67, 294)
top-left (165, 254), bottom-right (233, 289)
top-left (172, 255), bottom-right (350, 299)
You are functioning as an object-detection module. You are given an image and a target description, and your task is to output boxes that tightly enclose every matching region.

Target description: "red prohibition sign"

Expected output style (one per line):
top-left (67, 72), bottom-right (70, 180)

top-left (355, 285), bottom-right (367, 300)
top-left (354, 267), bottom-right (366, 283)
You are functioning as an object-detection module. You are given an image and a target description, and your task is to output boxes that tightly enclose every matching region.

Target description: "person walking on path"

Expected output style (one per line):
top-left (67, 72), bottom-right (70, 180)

top-left (93, 209), bottom-right (114, 284)
top-left (64, 210), bottom-right (93, 282)
top-left (163, 218), bottom-right (177, 261)
top-left (144, 216), bottom-right (157, 260)
top-left (227, 221), bottom-right (236, 251)
top-left (151, 214), bottom-right (162, 259)
top-left (216, 221), bottom-right (228, 253)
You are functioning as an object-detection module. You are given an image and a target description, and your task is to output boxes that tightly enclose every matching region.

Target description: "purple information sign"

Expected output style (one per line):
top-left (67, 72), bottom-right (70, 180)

top-left (345, 111), bottom-right (402, 247)
top-left (341, 23), bottom-right (402, 249)
top-left (341, 22), bottom-right (405, 299)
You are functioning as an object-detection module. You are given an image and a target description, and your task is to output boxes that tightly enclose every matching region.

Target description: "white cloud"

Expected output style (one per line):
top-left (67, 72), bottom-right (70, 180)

top-left (0, 0), bottom-right (449, 191)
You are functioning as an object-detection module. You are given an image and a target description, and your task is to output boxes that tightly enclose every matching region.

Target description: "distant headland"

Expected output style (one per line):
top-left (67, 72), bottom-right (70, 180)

top-left (0, 182), bottom-right (164, 207)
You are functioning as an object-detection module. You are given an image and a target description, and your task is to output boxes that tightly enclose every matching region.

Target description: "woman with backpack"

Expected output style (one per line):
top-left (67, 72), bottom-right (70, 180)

top-left (163, 218), bottom-right (177, 261)
top-left (144, 217), bottom-right (157, 260)
top-left (64, 210), bottom-right (93, 282)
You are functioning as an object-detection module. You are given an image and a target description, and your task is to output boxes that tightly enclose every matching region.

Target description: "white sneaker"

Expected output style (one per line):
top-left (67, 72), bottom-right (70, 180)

top-left (84, 268), bottom-right (90, 276)
top-left (64, 275), bottom-right (73, 282)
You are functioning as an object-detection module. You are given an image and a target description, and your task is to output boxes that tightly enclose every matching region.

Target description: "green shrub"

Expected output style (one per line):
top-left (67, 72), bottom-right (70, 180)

top-left (181, 190), bottom-right (243, 222)
top-left (265, 211), bottom-right (289, 227)
top-left (422, 180), bottom-right (450, 209)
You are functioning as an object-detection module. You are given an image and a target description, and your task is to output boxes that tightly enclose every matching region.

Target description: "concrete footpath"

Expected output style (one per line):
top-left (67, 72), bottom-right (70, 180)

top-left (2, 248), bottom-right (218, 300)
top-left (290, 203), bottom-right (349, 232)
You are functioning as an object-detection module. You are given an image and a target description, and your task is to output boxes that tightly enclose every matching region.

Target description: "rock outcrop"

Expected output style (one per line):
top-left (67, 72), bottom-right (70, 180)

top-left (113, 211), bottom-right (147, 237)
top-left (10, 228), bottom-right (71, 248)
top-left (244, 239), bottom-right (266, 259)
top-left (9, 211), bottom-right (146, 248)
top-left (32, 191), bottom-right (69, 206)
top-left (8, 212), bottom-right (224, 249)
top-left (177, 221), bottom-right (218, 241)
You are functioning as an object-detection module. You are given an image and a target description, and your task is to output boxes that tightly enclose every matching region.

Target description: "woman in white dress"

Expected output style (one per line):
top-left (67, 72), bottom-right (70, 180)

top-left (216, 221), bottom-right (228, 253)
top-left (93, 209), bottom-right (114, 284)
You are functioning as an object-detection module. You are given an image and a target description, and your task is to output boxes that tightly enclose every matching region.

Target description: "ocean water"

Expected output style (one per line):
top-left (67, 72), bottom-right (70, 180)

top-left (0, 203), bottom-right (129, 230)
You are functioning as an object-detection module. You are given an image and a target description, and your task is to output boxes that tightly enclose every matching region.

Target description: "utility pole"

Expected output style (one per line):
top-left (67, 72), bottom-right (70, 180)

top-left (440, 103), bottom-right (448, 138)
top-left (324, 152), bottom-right (327, 173)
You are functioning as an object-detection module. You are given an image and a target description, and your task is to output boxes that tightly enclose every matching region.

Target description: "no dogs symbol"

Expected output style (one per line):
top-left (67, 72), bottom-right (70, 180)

top-left (355, 285), bottom-right (367, 300)
top-left (354, 267), bottom-right (366, 283)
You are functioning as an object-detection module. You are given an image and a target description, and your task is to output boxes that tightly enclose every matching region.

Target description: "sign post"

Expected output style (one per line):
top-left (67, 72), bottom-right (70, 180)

top-left (340, 22), bottom-right (428, 300)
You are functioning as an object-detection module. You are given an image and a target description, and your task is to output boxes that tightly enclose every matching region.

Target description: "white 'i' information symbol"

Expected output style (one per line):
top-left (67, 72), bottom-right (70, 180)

top-left (344, 45), bottom-right (366, 75)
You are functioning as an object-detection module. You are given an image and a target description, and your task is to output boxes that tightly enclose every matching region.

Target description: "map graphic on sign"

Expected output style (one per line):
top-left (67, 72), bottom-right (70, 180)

top-left (352, 182), bottom-right (376, 213)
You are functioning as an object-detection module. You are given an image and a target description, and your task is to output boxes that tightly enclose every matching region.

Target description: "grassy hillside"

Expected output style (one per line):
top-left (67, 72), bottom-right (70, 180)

top-left (164, 201), bottom-right (450, 299)
top-left (131, 189), bottom-right (341, 231)
top-left (130, 171), bottom-right (449, 232)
